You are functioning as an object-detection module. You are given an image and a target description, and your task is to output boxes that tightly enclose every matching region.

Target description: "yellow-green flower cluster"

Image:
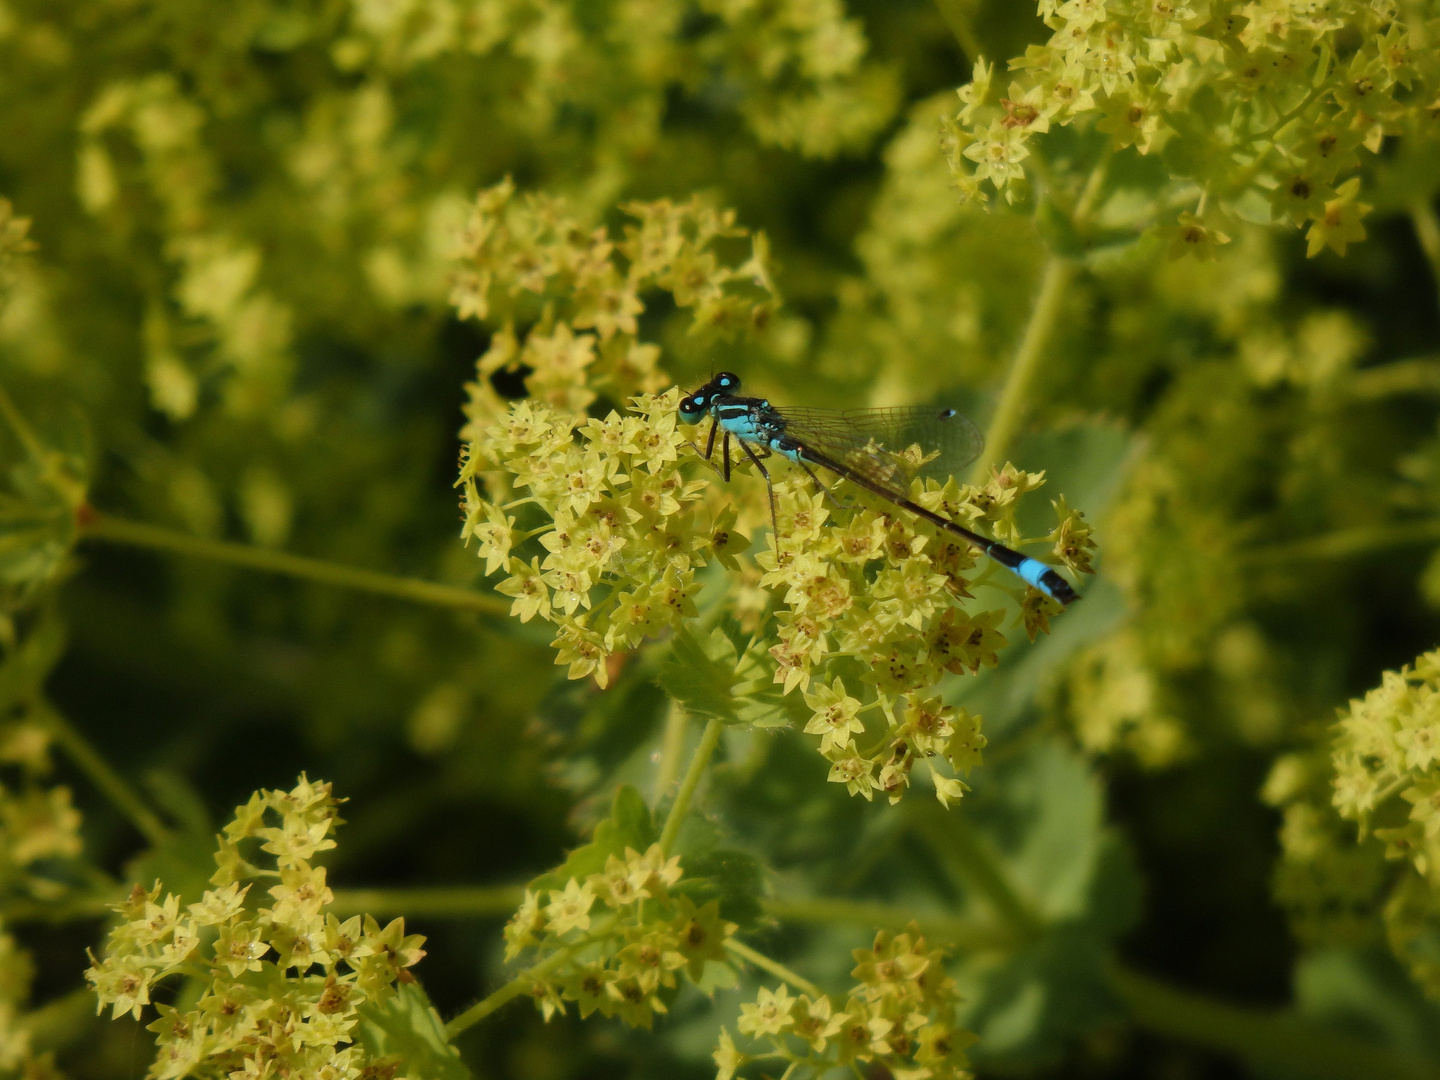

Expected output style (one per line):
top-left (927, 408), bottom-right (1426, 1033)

top-left (1332, 650), bottom-right (1440, 877)
top-left (766, 462), bottom-right (1087, 805)
top-left (503, 843), bottom-right (736, 1028)
top-left (0, 917), bottom-right (33, 1071)
top-left (697, 0), bottom-right (900, 157)
top-left (453, 180), bottom-right (776, 432)
top-left (945, 1), bottom-right (1440, 255)
top-left (463, 379), bottom-right (1090, 796)
top-left (338, 0), bottom-right (896, 160)
top-left (0, 199), bottom-right (34, 289)
top-left (85, 776), bottom-right (427, 1079)
top-left (459, 391), bottom-right (710, 687)
top-left (1265, 749), bottom-right (1388, 949)
top-left (715, 925), bottom-right (976, 1080)
top-left (1265, 647), bottom-right (1440, 997)
top-left (78, 76), bottom-right (294, 419)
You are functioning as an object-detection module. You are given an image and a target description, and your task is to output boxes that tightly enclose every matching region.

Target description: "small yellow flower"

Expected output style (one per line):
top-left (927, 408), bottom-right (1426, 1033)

top-left (737, 984), bottom-right (796, 1037)
top-left (544, 879), bottom-right (597, 936)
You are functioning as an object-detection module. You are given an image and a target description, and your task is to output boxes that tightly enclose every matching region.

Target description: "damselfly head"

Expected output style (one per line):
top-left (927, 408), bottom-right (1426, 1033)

top-left (678, 372), bottom-right (743, 423)
top-left (678, 393), bottom-right (707, 423)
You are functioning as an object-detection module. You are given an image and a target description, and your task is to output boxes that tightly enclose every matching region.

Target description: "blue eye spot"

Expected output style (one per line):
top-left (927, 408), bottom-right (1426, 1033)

top-left (938, 407), bottom-right (957, 419)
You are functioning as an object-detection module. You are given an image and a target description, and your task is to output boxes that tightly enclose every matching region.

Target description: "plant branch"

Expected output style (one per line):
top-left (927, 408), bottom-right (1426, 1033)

top-left (1112, 963), bottom-right (1440, 1080)
top-left (659, 714), bottom-right (723, 853)
top-left (35, 700), bottom-right (171, 847)
top-left (1347, 355), bottom-right (1440, 399)
top-left (762, 896), bottom-right (1010, 952)
top-left (968, 256), bottom-right (1075, 482)
top-left (653, 700), bottom-right (689, 803)
top-left (1243, 520), bottom-right (1440, 565)
top-left (0, 382), bottom-right (45, 463)
top-left (1411, 198), bottom-right (1440, 313)
top-left (79, 511), bottom-right (509, 615)
top-left (909, 804), bottom-right (1045, 943)
top-left (445, 946), bottom-right (572, 1038)
top-left (328, 885), bottom-right (525, 919)
top-left (725, 939), bottom-right (827, 1000)
top-left (932, 0), bottom-right (982, 60)
top-left (967, 151), bottom-right (1109, 483)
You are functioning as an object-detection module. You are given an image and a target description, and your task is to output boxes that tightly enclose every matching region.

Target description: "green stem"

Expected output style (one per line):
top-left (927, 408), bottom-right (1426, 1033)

top-left (1347, 355), bottom-right (1440, 399)
top-left (445, 946), bottom-right (573, 1038)
top-left (968, 257), bottom-right (1075, 483)
top-left (932, 0), bottom-right (982, 60)
top-left (1242, 520), bottom-right (1440, 565)
top-left (328, 885), bottom-right (525, 919)
top-left (3, 891), bottom-right (120, 924)
top-left (761, 897), bottom-right (1009, 952)
top-left (659, 715), bottom-right (723, 853)
top-left (80, 512), bottom-right (509, 616)
top-left (1411, 199), bottom-right (1440, 313)
top-left (1111, 963), bottom-right (1439, 1080)
top-left (909, 804), bottom-right (1044, 942)
top-left (966, 150), bottom-right (1110, 484)
top-left (0, 382), bottom-right (45, 463)
top-left (35, 700), bottom-right (170, 847)
top-left (653, 700), bottom-right (689, 803)
top-left (725, 939), bottom-right (826, 1000)
top-left (24, 987), bottom-right (102, 1055)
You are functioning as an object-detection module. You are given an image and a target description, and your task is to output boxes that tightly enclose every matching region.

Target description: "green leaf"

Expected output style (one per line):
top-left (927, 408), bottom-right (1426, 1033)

top-left (941, 740), bottom-right (1141, 1066)
top-left (124, 773), bottom-right (220, 905)
top-left (355, 982), bottom-right (474, 1080)
top-left (674, 846), bottom-right (767, 929)
top-left (0, 606), bottom-right (66, 711)
top-left (658, 627), bottom-right (802, 729)
top-left (1295, 949), bottom-right (1440, 1060)
top-left (658, 626), bottom-right (742, 722)
top-left (532, 784), bottom-right (658, 890)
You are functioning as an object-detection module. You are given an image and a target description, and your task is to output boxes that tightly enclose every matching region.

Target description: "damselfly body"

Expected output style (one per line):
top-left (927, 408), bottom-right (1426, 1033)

top-left (677, 372), bottom-right (1078, 605)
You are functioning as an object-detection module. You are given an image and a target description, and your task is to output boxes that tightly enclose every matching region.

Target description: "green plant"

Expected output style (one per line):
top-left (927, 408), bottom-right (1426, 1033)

top-left (2, 2), bottom-right (1440, 1078)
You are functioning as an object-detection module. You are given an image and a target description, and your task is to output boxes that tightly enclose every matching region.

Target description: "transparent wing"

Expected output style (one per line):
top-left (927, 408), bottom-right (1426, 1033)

top-left (773, 404), bottom-right (984, 489)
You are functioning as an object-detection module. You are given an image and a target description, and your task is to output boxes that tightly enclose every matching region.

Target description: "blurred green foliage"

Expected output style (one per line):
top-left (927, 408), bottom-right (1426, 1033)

top-left (3, 0), bottom-right (1440, 1077)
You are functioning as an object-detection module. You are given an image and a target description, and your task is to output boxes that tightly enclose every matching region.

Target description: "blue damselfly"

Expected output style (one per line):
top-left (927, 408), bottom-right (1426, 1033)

top-left (677, 372), bottom-right (1078, 605)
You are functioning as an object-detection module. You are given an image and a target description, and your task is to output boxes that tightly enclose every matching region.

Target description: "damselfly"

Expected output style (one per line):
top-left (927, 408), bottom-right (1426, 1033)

top-left (677, 372), bottom-right (1078, 605)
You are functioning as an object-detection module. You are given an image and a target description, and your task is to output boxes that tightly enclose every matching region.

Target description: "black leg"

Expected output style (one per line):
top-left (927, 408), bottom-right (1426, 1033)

top-left (687, 419), bottom-right (727, 477)
top-left (795, 455), bottom-right (841, 510)
top-left (739, 439), bottom-right (778, 536)
top-left (722, 432), bottom-right (733, 482)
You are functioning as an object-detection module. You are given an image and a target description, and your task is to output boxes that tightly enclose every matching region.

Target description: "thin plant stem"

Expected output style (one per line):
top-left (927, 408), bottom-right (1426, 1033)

top-left (1411, 198), bottom-right (1440, 312)
top-left (0, 382), bottom-right (45, 462)
top-left (932, 0), bottom-right (982, 60)
top-left (1112, 963), bottom-right (1439, 1080)
top-left (445, 947), bottom-right (572, 1037)
top-left (761, 896), bottom-right (1009, 952)
top-left (968, 152), bottom-right (1109, 483)
top-left (80, 512), bottom-right (509, 616)
top-left (653, 700), bottom-right (689, 803)
top-left (725, 939), bottom-right (826, 1000)
top-left (1348, 355), bottom-right (1440, 399)
top-left (327, 885), bottom-right (525, 919)
top-left (1242, 520), bottom-right (1440, 565)
top-left (35, 700), bottom-right (170, 847)
top-left (968, 256), bottom-right (1075, 482)
top-left (23, 987), bottom-right (100, 1055)
top-left (910, 804), bottom-right (1044, 943)
top-left (659, 715), bottom-right (723, 853)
